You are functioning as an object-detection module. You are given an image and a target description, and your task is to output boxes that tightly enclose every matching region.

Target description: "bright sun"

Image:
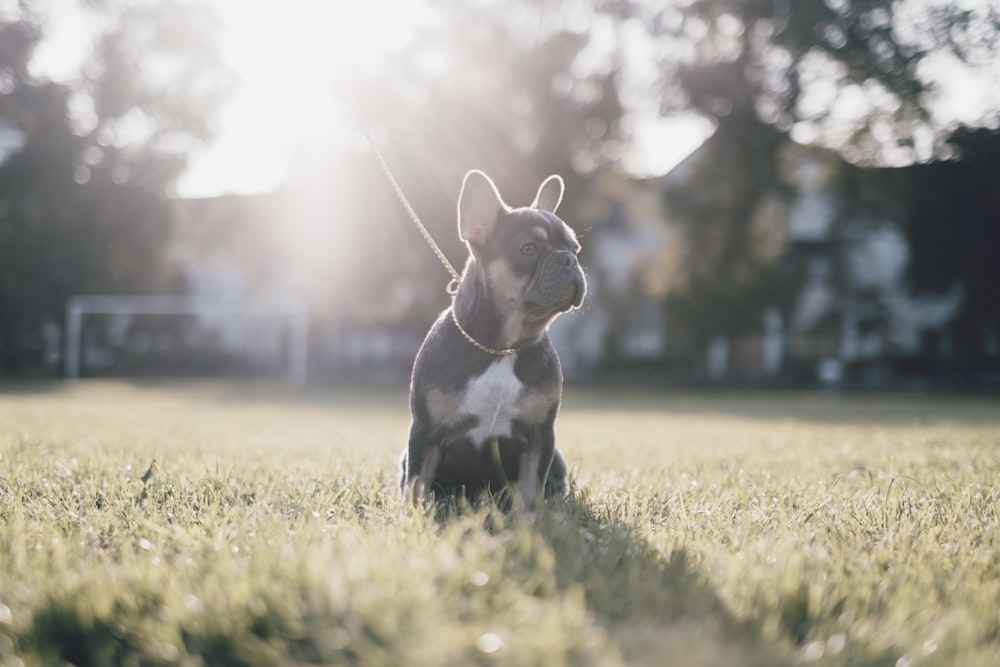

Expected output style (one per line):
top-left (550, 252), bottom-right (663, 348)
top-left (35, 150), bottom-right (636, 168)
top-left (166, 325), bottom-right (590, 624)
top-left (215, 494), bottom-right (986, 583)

top-left (177, 0), bottom-right (430, 198)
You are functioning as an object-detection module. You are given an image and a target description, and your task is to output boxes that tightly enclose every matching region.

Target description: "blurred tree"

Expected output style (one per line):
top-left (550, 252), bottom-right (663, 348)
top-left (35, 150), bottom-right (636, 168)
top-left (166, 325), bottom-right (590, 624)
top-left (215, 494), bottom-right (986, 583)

top-left (0, 1), bottom-right (230, 373)
top-left (904, 127), bottom-right (1000, 369)
top-left (640, 0), bottom-right (1000, 160)
top-left (606, 0), bottom-right (1000, 377)
top-left (658, 106), bottom-right (794, 377)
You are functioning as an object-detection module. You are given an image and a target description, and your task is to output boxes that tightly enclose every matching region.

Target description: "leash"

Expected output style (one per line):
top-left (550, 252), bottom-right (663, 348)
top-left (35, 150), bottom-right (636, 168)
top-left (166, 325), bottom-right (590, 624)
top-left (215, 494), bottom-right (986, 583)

top-left (340, 81), bottom-right (518, 356)
top-left (357, 124), bottom-right (463, 295)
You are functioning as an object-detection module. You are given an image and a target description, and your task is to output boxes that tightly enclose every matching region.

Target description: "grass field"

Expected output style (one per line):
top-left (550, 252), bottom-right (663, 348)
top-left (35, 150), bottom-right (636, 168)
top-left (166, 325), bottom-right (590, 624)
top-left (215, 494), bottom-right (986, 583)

top-left (1, 381), bottom-right (998, 666)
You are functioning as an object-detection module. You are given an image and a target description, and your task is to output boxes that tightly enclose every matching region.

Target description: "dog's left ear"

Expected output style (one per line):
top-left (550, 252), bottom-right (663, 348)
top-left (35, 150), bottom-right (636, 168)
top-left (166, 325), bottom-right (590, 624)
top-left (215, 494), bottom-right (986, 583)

top-left (458, 170), bottom-right (509, 246)
top-left (531, 174), bottom-right (564, 214)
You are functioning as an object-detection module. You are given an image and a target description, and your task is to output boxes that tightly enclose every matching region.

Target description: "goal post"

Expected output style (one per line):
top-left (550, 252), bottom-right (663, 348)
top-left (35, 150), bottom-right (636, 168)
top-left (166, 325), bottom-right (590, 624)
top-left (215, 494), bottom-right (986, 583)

top-left (64, 295), bottom-right (309, 385)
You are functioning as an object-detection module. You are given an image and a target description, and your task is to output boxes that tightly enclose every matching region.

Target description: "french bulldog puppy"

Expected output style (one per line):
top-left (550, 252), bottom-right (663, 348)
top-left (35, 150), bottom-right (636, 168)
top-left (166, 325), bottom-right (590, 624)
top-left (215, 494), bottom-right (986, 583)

top-left (401, 169), bottom-right (586, 508)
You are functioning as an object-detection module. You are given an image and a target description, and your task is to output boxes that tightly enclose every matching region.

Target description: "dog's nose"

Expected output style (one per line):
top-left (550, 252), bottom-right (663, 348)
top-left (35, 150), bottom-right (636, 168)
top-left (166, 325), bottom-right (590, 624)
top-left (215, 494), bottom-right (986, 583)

top-left (554, 250), bottom-right (573, 266)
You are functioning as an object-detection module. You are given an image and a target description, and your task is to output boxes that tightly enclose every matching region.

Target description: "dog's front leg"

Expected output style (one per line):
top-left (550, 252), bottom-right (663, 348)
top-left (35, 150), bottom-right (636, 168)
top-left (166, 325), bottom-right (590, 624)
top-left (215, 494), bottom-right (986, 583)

top-left (405, 428), bottom-right (442, 505)
top-left (516, 429), bottom-right (555, 510)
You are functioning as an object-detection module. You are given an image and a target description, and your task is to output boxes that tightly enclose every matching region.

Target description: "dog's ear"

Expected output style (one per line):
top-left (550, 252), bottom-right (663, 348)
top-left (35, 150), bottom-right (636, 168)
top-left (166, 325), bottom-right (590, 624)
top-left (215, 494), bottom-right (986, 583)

top-left (531, 174), bottom-right (564, 214)
top-left (458, 170), bottom-right (508, 245)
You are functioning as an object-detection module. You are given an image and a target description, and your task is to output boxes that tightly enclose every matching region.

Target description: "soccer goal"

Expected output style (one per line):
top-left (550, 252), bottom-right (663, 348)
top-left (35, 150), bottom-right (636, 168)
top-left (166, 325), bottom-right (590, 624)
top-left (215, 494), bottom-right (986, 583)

top-left (64, 295), bottom-right (309, 385)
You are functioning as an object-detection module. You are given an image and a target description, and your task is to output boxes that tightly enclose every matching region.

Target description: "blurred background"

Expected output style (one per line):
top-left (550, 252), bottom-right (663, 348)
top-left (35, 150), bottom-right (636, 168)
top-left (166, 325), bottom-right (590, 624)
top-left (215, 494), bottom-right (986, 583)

top-left (1, 0), bottom-right (999, 391)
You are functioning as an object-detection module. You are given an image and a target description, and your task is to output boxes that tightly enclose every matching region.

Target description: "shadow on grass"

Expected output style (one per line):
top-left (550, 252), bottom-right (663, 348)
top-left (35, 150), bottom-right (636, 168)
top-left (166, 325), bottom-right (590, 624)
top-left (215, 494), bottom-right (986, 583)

top-left (529, 492), bottom-right (793, 666)
top-left (420, 489), bottom-right (799, 665)
top-left (541, 490), bottom-right (910, 666)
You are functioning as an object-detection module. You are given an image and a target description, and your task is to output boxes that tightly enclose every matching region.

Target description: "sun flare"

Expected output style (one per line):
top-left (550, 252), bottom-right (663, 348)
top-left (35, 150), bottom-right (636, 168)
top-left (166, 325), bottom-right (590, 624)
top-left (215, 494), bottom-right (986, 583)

top-left (178, 0), bottom-right (431, 198)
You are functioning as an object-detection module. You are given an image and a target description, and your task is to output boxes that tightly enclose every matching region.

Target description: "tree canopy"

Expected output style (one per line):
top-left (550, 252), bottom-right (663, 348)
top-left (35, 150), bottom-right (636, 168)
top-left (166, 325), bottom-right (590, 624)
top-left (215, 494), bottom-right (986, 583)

top-left (904, 127), bottom-right (1000, 366)
top-left (0, 0), bottom-right (231, 372)
top-left (619, 0), bottom-right (1000, 162)
top-left (607, 0), bottom-right (1000, 372)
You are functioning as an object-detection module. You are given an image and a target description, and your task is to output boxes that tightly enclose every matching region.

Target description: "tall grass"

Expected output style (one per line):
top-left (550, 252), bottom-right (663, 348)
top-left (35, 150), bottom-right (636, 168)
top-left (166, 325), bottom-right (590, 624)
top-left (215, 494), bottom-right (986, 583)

top-left (1, 382), bottom-right (998, 666)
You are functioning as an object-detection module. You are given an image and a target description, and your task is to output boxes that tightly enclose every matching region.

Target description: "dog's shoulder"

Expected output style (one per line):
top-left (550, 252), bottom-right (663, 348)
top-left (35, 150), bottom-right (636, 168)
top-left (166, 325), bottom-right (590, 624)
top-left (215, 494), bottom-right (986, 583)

top-left (512, 335), bottom-right (561, 386)
top-left (410, 308), bottom-right (493, 392)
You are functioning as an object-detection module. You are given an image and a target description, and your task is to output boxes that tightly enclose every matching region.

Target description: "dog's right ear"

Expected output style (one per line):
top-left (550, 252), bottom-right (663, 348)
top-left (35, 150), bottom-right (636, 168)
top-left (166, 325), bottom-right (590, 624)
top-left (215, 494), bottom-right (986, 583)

top-left (531, 174), bottom-right (564, 214)
top-left (458, 170), bottom-right (508, 246)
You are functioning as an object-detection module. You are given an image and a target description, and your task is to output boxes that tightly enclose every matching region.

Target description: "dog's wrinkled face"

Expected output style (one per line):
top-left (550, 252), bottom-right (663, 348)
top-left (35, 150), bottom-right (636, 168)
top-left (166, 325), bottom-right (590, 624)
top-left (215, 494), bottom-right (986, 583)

top-left (486, 208), bottom-right (585, 319)
top-left (458, 171), bottom-right (586, 323)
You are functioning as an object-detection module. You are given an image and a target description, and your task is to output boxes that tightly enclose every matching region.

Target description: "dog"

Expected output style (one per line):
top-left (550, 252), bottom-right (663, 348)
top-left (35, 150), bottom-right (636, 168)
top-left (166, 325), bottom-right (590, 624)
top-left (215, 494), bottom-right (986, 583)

top-left (400, 169), bottom-right (587, 508)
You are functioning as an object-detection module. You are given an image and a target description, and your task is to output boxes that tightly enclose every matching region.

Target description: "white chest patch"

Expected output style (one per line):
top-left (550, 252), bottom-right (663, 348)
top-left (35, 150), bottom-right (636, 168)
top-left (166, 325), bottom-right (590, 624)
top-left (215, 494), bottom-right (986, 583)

top-left (459, 355), bottom-right (524, 446)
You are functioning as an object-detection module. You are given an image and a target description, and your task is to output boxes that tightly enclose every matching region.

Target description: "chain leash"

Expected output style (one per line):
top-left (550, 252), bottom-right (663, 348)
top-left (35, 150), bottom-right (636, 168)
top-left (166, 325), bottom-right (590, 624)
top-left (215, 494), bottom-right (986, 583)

top-left (340, 81), bottom-right (518, 356)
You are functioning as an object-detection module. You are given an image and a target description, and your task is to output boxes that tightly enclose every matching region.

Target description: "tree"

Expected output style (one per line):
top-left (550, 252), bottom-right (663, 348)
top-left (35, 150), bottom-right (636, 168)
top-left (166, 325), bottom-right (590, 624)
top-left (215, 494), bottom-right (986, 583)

top-left (0, 1), bottom-right (231, 373)
top-left (605, 0), bottom-right (1000, 377)
top-left (629, 0), bottom-right (1000, 160)
top-left (658, 105), bottom-right (793, 376)
top-left (904, 127), bottom-right (1000, 369)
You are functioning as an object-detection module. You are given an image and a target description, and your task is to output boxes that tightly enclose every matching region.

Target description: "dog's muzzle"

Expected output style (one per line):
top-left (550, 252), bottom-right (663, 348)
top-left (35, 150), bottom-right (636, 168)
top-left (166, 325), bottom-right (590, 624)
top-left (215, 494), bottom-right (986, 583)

top-left (531, 250), bottom-right (586, 314)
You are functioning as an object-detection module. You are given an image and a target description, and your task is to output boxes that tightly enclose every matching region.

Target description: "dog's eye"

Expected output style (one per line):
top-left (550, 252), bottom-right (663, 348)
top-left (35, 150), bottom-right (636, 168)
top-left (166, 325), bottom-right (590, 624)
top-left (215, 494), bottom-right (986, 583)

top-left (521, 243), bottom-right (537, 256)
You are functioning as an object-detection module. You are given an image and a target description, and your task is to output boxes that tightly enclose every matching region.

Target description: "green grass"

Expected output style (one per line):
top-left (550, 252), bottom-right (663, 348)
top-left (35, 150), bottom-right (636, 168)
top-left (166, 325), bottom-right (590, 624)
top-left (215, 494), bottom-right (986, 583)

top-left (1, 381), bottom-right (998, 666)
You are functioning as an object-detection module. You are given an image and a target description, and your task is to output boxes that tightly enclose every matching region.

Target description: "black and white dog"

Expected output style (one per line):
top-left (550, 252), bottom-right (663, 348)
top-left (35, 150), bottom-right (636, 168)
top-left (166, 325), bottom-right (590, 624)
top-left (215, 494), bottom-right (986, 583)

top-left (401, 170), bottom-right (586, 508)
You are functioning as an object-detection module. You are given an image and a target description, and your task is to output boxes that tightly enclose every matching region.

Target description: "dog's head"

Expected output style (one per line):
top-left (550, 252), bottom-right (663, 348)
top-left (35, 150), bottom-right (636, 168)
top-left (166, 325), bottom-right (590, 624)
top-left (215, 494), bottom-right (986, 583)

top-left (457, 170), bottom-right (586, 322)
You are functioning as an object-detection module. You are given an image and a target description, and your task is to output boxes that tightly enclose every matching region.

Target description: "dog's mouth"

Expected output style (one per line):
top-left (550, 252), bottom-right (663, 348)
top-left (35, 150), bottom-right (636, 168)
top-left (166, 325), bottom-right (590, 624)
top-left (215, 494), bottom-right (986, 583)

top-left (526, 273), bottom-right (586, 319)
top-left (524, 251), bottom-right (587, 319)
top-left (556, 280), bottom-right (585, 312)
